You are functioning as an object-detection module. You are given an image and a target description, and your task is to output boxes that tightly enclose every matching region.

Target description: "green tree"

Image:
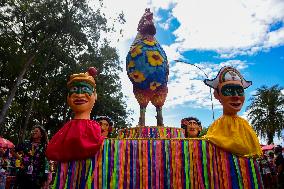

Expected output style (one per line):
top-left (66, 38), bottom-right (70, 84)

top-left (199, 127), bottom-right (208, 137)
top-left (0, 0), bottom-right (130, 143)
top-left (247, 85), bottom-right (284, 144)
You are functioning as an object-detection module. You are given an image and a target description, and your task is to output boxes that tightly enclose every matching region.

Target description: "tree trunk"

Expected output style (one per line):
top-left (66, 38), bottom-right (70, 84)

top-left (62, 103), bottom-right (69, 123)
top-left (0, 55), bottom-right (35, 127)
top-left (19, 52), bottom-right (51, 142)
top-left (267, 132), bottom-right (274, 145)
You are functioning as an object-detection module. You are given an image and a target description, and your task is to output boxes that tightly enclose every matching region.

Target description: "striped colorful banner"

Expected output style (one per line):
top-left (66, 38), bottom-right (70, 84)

top-left (118, 126), bottom-right (185, 139)
top-left (52, 139), bottom-right (263, 189)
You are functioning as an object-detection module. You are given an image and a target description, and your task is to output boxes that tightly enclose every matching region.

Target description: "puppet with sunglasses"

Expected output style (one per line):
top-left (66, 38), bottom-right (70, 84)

top-left (204, 66), bottom-right (262, 157)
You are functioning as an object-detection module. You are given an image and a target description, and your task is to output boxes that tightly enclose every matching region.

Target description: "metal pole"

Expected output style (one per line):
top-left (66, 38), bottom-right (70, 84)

top-left (174, 60), bottom-right (215, 121)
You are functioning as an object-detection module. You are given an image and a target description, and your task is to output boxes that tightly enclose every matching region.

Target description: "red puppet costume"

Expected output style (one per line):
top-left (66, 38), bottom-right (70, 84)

top-left (46, 68), bottom-right (105, 161)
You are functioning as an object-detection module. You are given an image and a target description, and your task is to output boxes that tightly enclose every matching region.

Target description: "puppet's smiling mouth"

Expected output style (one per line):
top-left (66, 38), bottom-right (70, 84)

top-left (230, 103), bottom-right (241, 107)
top-left (74, 99), bottom-right (88, 105)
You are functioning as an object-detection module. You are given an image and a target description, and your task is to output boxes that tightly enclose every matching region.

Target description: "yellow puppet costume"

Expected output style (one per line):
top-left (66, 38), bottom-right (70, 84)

top-left (205, 115), bottom-right (262, 157)
top-left (204, 66), bottom-right (262, 157)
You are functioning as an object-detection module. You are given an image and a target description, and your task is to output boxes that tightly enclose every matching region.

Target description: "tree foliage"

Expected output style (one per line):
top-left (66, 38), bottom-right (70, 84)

top-left (0, 0), bottom-right (131, 143)
top-left (199, 127), bottom-right (208, 137)
top-left (247, 85), bottom-right (284, 144)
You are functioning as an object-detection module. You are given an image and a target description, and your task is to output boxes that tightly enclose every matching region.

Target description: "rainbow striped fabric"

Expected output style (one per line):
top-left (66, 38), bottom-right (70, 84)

top-left (52, 139), bottom-right (263, 189)
top-left (118, 126), bottom-right (185, 139)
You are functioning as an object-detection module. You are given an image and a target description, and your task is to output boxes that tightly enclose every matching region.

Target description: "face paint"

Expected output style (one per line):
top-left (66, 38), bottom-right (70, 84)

top-left (221, 84), bottom-right (244, 96)
top-left (68, 81), bottom-right (94, 96)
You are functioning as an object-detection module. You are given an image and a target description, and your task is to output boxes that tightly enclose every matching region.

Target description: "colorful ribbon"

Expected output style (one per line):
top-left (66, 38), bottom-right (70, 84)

top-left (52, 139), bottom-right (263, 189)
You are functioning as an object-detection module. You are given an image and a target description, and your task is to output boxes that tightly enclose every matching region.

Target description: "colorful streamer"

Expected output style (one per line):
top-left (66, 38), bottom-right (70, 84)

top-left (118, 126), bottom-right (185, 139)
top-left (53, 139), bottom-right (263, 189)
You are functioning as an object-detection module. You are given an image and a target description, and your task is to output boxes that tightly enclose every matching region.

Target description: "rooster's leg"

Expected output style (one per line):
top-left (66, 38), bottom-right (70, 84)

top-left (156, 107), bottom-right (164, 126)
top-left (139, 106), bottom-right (146, 126)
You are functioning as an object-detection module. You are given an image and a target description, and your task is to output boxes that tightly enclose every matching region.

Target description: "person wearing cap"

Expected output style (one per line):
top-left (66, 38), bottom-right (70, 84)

top-left (203, 66), bottom-right (262, 157)
top-left (46, 67), bottom-right (105, 161)
top-left (181, 117), bottom-right (202, 138)
top-left (95, 116), bottom-right (114, 137)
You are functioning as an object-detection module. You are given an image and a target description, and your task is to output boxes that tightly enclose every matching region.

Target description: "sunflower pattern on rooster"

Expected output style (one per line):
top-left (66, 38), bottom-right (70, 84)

top-left (126, 38), bottom-right (168, 91)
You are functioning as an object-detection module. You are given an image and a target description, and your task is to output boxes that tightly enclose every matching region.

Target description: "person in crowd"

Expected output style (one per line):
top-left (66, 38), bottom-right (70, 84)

top-left (260, 154), bottom-right (272, 188)
top-left (95, 116), bottom-right (114, 137)
top-left (42, 160), bottom-right (53, 189)
top-left (203, 66), bottom-right (262, 157)
top-left (181, 117), bottom-right (202, 138)
top-left (14, 125), bottom-right (49, 189)
top-left (267, 151), bottom-right (277, 188)
top-left (274, 145), bottom-right (284, 189)
top-left (0, 148), bottom-right (7, 189)
top-left (0, 148), bottom-right (4, 157)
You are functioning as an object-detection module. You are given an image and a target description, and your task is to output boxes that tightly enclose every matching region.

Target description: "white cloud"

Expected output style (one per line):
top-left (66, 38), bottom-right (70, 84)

top-left (93, 0), bottom-right (150, 45)
top-left (264, 27), bottom-right (284, 48)
top-left (259, 134), bottom-right (284, 146)
top-left (89, 0), bottom-right (283, 126)
top-left (159, 19), bottom-right (170, 30)
top-left (96, 0), bottom-right (284, 57)
top-left (170, 0), bottom-right (284, 57)
top-left (162, 44), bottom-right (183, 62)
top-left (165, 60), bottom-right (249, 109)
top-left (149, 0), bottom-right (176, 10)
top-left (249, 90), bottom-right (257, 96)
top-left (158, 14), bottom-right (175, 30)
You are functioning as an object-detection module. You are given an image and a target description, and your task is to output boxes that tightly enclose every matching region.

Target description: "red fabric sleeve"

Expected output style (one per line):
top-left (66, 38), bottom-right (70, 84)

top-left (46, 119), bottom-right (105, 161)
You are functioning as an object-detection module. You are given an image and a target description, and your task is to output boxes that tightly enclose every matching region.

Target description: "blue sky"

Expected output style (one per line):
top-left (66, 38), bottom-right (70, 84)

top-left (97, 0), bottom-right (284, 145)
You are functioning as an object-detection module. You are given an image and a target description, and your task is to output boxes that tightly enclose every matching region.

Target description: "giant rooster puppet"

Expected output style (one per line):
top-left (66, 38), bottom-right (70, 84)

top-left (126, 8), bottom-right (169, 126)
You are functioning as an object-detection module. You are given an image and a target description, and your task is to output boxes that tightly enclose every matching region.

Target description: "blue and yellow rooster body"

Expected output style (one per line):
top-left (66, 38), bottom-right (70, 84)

top-left (126, 9), bottom-right (169, 126)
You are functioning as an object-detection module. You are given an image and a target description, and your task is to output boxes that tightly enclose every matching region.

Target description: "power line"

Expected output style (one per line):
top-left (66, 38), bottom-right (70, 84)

top-left (174, 60), bottom-right (215, 121)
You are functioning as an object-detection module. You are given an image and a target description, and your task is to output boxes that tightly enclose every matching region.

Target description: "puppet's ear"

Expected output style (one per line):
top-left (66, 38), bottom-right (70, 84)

top-left (214, 89), bottom-right (221, 102)
top-left (214, 88), bottom-right (222, 104)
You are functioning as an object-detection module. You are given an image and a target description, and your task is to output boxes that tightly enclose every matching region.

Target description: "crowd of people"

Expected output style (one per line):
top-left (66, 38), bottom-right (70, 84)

top-left (0, 126), bottom-right (55, 189)
top-left (1, 116), bottom-right (283, 188)
top-left (259, 145), bottom-right (284, 189)
top-left (0, 115), bottom-right (201, 188)
top-left (0, 115), bottom-right (202, 189)
top-left (0, 115), bottom-right (114, 189)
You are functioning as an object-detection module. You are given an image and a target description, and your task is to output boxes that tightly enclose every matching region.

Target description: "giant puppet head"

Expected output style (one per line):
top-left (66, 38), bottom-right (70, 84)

top-left (46, 67), bottom-right (105, 161)
top-left (204, 66), bottom-right (252, 116)
top-left (67, 67), bottom-right (98, 119)
top-left (181, 117), bottom-right (202, 138)
top-left (95, 116), bottom-right (114, 137)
